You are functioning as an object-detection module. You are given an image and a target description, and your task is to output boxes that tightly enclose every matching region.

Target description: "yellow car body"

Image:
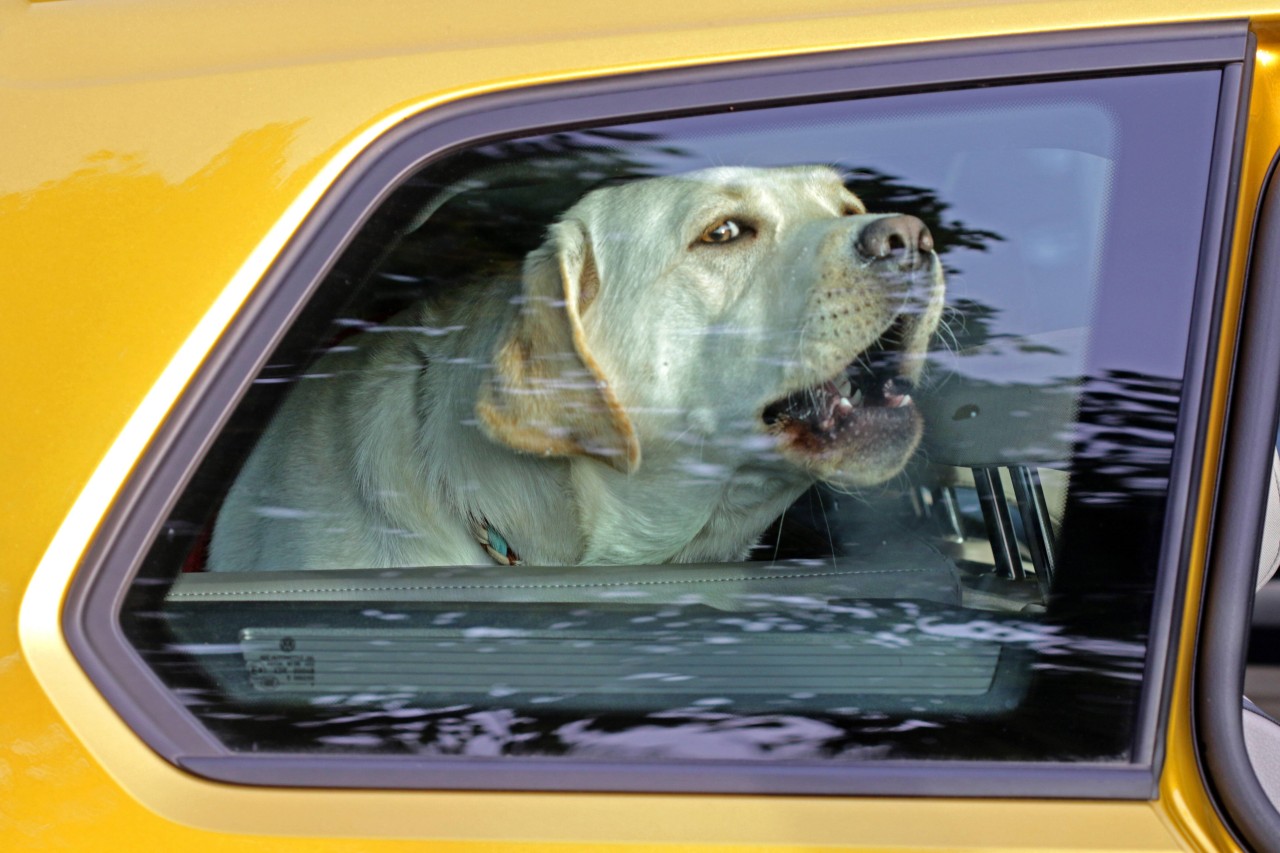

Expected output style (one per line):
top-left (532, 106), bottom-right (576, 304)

top-left (4, 0), bottom-right (1280, 849)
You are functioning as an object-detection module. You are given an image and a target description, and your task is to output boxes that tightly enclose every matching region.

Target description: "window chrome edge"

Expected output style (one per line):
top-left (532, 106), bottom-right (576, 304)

top-left (179, 755), bottom-right (1156, 798)
top-left (1136, 54), bottom-right (1251, 769)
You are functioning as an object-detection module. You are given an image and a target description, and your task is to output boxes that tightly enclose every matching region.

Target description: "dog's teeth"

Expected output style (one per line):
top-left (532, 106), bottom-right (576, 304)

top-left (850, 389), bottom-right (863, 406)
top-left (838, 396), bottom-right (852, 411)
top-left (890, 394), bottom-right (912, 409)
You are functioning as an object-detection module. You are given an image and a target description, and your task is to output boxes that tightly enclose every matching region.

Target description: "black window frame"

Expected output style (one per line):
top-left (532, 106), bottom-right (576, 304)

top-left (1197, 148), bottom-right (1280, 851)
top-left (64, 21), bottom-right (1249, 798)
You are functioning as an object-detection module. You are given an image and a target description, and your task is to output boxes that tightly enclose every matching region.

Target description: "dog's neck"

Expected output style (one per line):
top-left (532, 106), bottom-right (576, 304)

top-left (568, 456), bottom-right (810, 565)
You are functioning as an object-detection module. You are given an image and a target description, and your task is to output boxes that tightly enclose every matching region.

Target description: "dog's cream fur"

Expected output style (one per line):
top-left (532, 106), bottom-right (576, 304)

top-left (209, 166), bottom-right (945, 570)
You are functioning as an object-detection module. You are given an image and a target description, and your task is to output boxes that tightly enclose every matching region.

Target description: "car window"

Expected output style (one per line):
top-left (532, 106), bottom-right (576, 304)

top-left (114, 69), bottom-right (1225, 790)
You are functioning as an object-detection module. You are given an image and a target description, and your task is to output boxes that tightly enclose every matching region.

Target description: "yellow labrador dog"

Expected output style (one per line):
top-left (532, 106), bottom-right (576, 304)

top-left (209, 165), bottom-right (945, 571)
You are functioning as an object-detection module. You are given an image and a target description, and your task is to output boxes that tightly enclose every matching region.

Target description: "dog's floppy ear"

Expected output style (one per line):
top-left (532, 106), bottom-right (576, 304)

top-left (477, 219), bottom-right (640, 473)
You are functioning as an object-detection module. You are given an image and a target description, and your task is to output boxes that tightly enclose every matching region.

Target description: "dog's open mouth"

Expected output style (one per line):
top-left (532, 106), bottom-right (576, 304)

top-left (761, 338), bottom-right (919, 458)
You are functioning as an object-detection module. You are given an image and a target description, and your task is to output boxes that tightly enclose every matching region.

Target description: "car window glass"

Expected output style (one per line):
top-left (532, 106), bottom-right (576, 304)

top-left (122, 71), bottom-right (1220, 773)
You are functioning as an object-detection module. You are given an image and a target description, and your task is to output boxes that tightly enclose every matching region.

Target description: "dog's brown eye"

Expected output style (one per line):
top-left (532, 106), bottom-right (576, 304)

top-left (700, 219), bottom-right (744, 244)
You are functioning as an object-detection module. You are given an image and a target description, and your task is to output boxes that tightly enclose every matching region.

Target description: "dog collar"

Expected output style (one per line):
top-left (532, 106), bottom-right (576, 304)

top-left (469, 514), bottom-right (522, 566)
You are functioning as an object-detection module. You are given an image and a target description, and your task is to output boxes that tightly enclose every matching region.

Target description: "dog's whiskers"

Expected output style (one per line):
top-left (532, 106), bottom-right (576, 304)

top-left (935, 314), bottom-right (961, 355)
top-left (814, 488), bottom-right (840, 571)
top-left (770, 510), bottom-right (785, 566)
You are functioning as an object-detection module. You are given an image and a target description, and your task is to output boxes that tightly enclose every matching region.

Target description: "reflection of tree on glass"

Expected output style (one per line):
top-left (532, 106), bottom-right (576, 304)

top-left (372, 135), bottom-right (1003, 297)
top-left (209, 166), bottom-right (948, 571)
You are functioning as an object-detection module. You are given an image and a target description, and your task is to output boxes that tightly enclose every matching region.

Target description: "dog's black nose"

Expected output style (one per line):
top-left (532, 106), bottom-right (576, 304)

top-left (854, 215), bottom-right (934, 270)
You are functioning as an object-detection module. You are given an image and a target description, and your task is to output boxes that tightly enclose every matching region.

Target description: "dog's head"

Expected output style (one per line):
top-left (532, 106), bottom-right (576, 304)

top-left (477, 165), bottom-right (946, 488)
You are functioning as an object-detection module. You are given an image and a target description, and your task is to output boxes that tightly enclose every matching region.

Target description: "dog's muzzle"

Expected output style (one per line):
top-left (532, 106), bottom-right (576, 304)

top-left (759, 213), bottom-right (939, 484)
